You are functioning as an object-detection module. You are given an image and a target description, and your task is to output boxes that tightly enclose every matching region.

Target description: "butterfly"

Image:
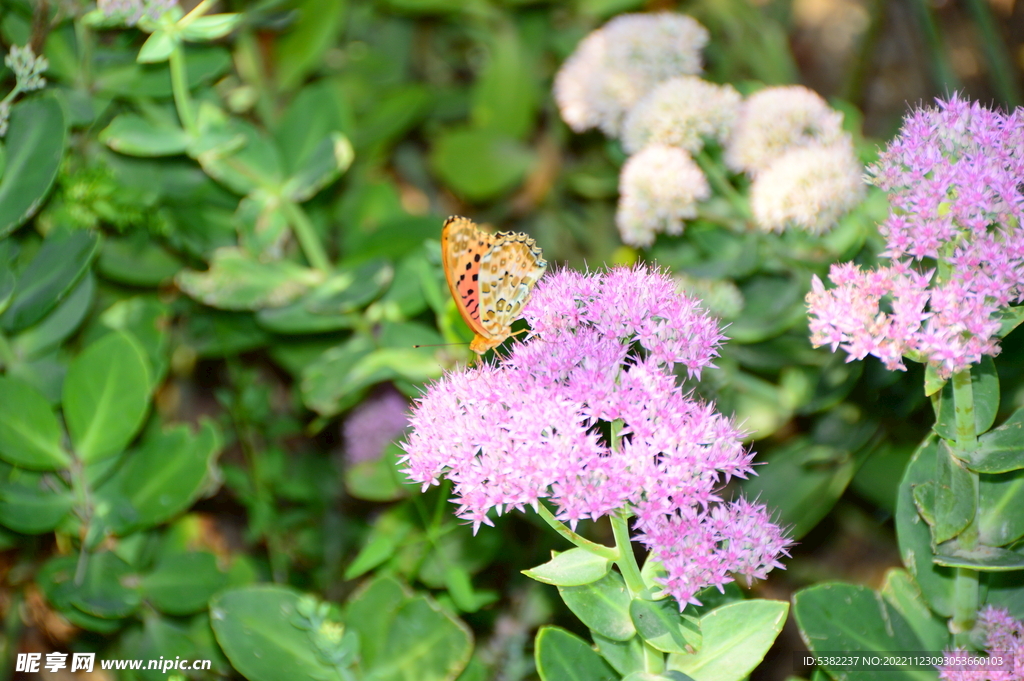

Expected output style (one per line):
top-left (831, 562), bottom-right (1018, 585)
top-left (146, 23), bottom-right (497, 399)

top-left (441, 216), bottom-right (548, 354)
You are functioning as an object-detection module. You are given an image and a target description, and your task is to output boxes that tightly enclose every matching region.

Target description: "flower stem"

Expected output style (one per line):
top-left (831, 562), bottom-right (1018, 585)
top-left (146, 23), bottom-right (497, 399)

top-left (950, 368), bottom-right (980, 644)
top-left (534, 502), bottom-right (619, 561)
top-left (168, 46), bottom-right (198, 138)
top-left (695, 150), bottom-right (751, 222)
top-left (610, 511), bottom-right (664, 673)
top-left (281, 200), bottom-right (331, 274)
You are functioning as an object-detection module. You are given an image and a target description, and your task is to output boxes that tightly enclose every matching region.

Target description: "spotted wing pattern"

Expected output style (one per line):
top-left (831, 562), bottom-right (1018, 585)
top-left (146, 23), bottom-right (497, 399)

top-left (441, 216), bottom-right (547, 354)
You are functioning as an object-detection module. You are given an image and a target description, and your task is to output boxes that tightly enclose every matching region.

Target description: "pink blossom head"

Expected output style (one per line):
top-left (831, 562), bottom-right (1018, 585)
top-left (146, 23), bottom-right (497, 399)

top-left (401, 265), bottom-right (789, 607)
top-left (808, 94), bottom-right (1024, 379)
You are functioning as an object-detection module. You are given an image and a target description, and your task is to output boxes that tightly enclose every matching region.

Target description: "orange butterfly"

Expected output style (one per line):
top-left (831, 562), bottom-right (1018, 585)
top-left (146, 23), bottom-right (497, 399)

top-left (441, 216), bottom-right (548, 354)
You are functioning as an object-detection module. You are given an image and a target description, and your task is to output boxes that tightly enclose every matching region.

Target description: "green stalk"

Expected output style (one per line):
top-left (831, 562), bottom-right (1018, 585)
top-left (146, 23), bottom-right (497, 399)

top-left (950, 368), bottom-right (980, 643)
top-left (281, 200), bottom-right (331, 273)
top-left (534, 502), bottom-right (618, 561)
top-left (906, 0), bottom-right (960, 92)
top-left (168, 46), bottom-right (198, 138)
top-left (694, 150), bottom-right (751, 223)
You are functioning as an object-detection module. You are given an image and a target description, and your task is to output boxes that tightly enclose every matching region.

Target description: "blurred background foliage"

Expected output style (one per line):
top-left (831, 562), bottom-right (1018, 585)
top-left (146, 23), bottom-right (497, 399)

top-left (0, 0), bottom-right (1023, 679)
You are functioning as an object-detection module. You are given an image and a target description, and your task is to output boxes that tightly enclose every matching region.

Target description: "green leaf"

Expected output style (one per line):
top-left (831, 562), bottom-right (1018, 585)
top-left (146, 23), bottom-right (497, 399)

top-left (523, 548), bottom-right (611, 586)
top-left (306, 259), bottom-right (393, 314)
top-left (630, 598), bottom-right (701, 655)
top-left (98, 296), bottom-right (172, 388)
top-left (356, 85), bottom-right (432, 153)
top-left (741, 437), bottom-right (859, 540)
top-left (96, 45), bottom-right (231, 98)
top-left (896, 437), bottom-right (954, 617)
top-left (0, 96), bottom-right (65, 238)
top-left (725, 275), bottom-right (807, 343)
top-left (275, 0), bottom-right (347, 90)
top-left (793, 583), bottom-right (926, 681)
top-left (96, 420), bottom-right (221, 534)
top-left (978, 468), bottom-right (1024, 546)
top-left (880, 569), bottom-right (948, 652)
top-left (471, 23), bottom-right (537, 140)
top-left (558, 571), bottom-right (636, 641)
top-left (62, 331), bottom-right (151, 463)
top-left (275, 81), bottom-right (355, 177)
top-left (141, 552), bottom-right (229, 615)
top-left (593, 633), bottom-right (645, 677)
top-left (932, 357), bottom-right (999, 440)
top-left (933, 441), bottom-right (976, 544)
top-left (176, 247), bottom-right (324, 311)
top-left (0, 229), bottom-right (98, 332)
top-left (97, 233), bottom-right (182, 286)
top-left (210, 585), bottom-right (345, 681)
top-left (37, 556), bottom-right (125, 633)
top-left (180, 13), bottom-right (240, 41)
top-left (345, 442), bottom-right (408, 502)
top-left (534, 626), bottom-right (617, 681)
top-left (0, 466), bottom-right (72, 533)
top-left (962, 407), bottom-right (1024, 473)
top-left (345, 576), bottom-right (410, 667)
top-left (669, 600), bottom-right (788, 681)
top-left (0, 375), bottom-right (70, 469)
top-left (195, 117), bottom-right (284, 195)
top-left (284, 132), bottom-right (354, 202)
top-left (361, 596), bottom-right (473, 681)
top-left (234, 193), bottom-right (291, 259)
top-left (429, 127), bottom-right (535, 202)
top-left (70, 552), bottom-right (141, 619)
top-left (100, 112), bottom-right (189, 157)
top-left (137, 30), bottom-right (178, 63)
top-left (11, 272), bottom-right (94, 360)
top-left (933, 543), bottom-right (1024, 571)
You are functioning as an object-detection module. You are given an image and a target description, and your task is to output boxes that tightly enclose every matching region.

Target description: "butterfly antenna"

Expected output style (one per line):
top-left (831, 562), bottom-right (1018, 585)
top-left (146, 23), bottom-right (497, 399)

top-left (412, 342), bottom-right (471, 349)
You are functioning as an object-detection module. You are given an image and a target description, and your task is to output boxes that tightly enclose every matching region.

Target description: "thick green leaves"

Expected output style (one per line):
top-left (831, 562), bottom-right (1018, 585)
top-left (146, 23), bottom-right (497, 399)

top-left (98, 234), bottom-right (183, 287)
top-left (62, 331), bottom-right (151, 463)
top-left (932, 441), bottom-right (976, 544)
top-left (274, 0), bottom-right (347, 91)
top-left (523, 548), bottom-right (612, 586)
top-left (11, 272), bottom-right (94, 360)
top-left (0, 96), bottom-right (66, 237)
top-left (176, 248), bottom-right (325, 311)
top-left (283, 132), bottom-right (354, 202)
top-left (880, 569), bottom-right (948, 652)
top-left (0, 466), bottom-right (72, 533)
top-left (70, 552), bottom-right (141, 619)
top-left (96, 420), bottom-right (221, 535)
top-left (180, 14), bottom-right (241, 42)
top-left (344, 576), bottom-right (473, 681)
top-left (0, 229), bottom-right (98, 332)
top-left (630, 598), bottom-right (700, 655)
top-left (38, 556), bottom-right (126, 633)
top-left (793, 583), bottom-right (925, 681)
top-left (0, 376), bottom-right (69, 469)
top-left (979, 469), bottom-right (1024, 547)
top-left (558, 571), bottom-right (635, 641)
top-left (471, 23), bottom-right (538, 140)
top-left (896, 437), bottom-right (954, 616)
top-left (668, 600), bottom-right (788, 681)
top-left (429, 127), bottom-right (535, 202)
top-left (100, 112), bottom-right (189, 157)
top-left (141, 552), bottom-right (229, 615)
top-left (211, 586), bottom-right (345, 681)
top-left (534, 626), bottom-right (617, 681)
top-left (962, 407), bottom-right (1024, 473)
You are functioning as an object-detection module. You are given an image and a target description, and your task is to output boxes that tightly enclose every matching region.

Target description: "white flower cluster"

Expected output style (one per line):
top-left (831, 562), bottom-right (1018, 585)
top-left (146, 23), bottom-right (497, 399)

top-left (725, 86), bottom-right (864, 233)
top-left (554, 13), bottom-right (708, 137)
top-left (617, 145), bottom-right (710, 248)
top-left (556, 14), bottom-right (865, 245)
top-left (621, 76), bottom-right (740, 155)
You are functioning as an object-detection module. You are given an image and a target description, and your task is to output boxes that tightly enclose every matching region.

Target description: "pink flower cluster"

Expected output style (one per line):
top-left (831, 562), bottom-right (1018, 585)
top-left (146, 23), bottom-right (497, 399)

top-left (400, 265), bottom-right (790, 606)
top-left (807, 95), bottom-right (1024, 379)
top-left (938, 606), bottom-right (1024, 680)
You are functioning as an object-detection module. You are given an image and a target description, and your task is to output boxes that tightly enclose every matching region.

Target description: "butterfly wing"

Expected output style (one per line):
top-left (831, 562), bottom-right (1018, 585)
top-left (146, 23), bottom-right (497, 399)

top-left (442, 216), bottom-right (547, 355)
top-left (442, 216), bottom-right (497, 348)
top-left (475, 231), bottom-right (548, 353)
